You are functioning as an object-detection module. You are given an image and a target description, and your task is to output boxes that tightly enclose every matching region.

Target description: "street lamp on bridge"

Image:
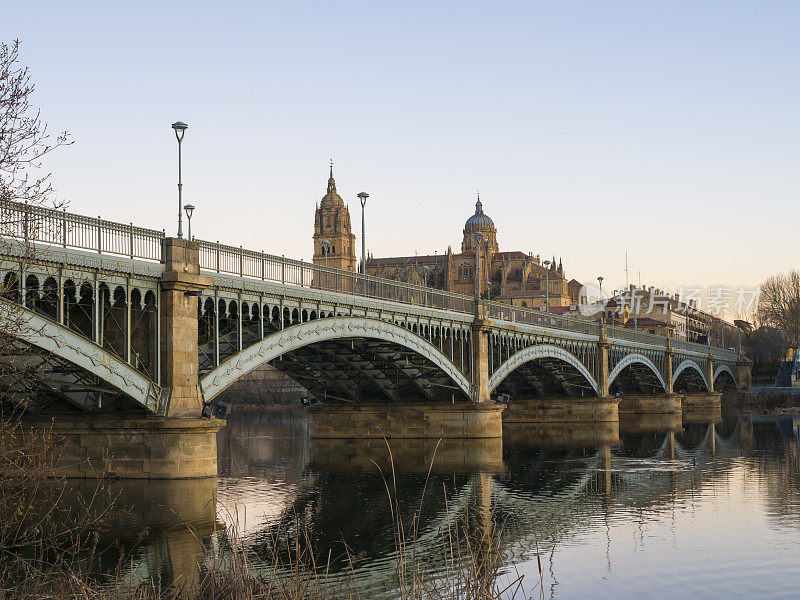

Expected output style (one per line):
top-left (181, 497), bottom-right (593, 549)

top-left (597, 276), bottom-right (604, 326)
top-left (421, 265), bottom-right (430, 306)
top-left (171, 121), bottom-right (188, 239)
top-left (183, 204), bottom-right (195, 241)
top-left (357, 192), bottom-right (369, 275)
top-left (321, 240), bottom-right (331, 289)
top-left (474, 231), bottom-right (484, 299)
top-left (321, 239), bottom-right (331, 269)
top-left (543, 259), bottom-right (551, 312)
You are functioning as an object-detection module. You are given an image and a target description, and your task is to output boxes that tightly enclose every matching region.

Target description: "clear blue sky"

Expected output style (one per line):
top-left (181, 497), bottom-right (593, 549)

top-left (5, 1), bottom-right (798, 294)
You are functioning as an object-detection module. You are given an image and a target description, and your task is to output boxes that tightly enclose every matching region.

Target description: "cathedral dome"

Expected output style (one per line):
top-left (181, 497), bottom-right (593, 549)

top-left (464, 197), bottom-right (495, 232)
top-left (320, 166), bottom-right (345, 209)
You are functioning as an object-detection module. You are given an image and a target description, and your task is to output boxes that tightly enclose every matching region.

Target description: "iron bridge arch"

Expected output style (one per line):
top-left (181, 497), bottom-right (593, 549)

top-left (672, 359), bottom-right (709, 391)
top-left (713, 364), bottom-right (738, 390)
top-left (608, 353), bottom-right (668, 393)
top-left (487, 343), bottom-right (600, 396)
top-left (200, 316), bottom-right (472, 403)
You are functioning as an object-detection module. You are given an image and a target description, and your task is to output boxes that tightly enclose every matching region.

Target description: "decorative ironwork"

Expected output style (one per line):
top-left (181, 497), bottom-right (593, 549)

top-left (0, 199), bottom-right (164, 261)
top-left (197, 239), bottom-right (475, 314)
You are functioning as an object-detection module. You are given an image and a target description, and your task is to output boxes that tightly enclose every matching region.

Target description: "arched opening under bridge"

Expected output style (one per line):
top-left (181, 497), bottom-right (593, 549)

top-left (200, 317), bottom-right (472, 405)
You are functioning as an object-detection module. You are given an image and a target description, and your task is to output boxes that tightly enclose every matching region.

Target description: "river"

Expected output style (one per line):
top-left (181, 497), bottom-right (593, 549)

top-left (67, 407), bottom-right (800, 599)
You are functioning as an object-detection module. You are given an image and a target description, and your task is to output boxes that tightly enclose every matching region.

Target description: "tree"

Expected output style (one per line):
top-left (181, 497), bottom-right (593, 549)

top-left (758, 270), bottom-right (800, 353)
top-left (0, 39), bottom-right (71, 411)
top-left (0, 41), bottom-right (110, 594)
top-left (0, 40), bottom-right (69, 211)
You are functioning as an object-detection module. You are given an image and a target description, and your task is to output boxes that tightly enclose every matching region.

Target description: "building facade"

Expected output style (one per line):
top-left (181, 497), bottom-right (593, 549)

top-left (311, 166), bottom-right (357, 272)
top-left (308, 169), bottom-right (739, 346)
top-left (362, 195), bottom-right (577, 308)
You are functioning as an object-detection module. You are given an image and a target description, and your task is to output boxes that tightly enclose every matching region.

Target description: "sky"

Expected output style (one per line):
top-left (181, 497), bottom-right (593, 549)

top-left (4, 1), bottom-right (799, 297)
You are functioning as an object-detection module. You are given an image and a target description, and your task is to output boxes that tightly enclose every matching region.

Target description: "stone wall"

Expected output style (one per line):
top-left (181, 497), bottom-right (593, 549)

top-left (682, 392), bottom-right (722, 409)
top-left (23, 417), bottom-right (223, 479)
top-left (502, 396), bottom-right (619, 423)
top-left (618, 393), bottom-right (682, 415)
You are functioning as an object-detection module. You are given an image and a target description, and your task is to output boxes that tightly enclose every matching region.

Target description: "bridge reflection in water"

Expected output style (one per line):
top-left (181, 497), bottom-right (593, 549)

top-left (63, 408), bottom-right (800, 598)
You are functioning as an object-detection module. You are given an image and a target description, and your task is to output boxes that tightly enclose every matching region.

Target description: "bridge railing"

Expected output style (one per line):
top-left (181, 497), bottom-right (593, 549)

top-left (488, 300), bottom-right (738, 357)
top-left (0, 199), bottom-right (165, 261)
top-left (711, 346), bottom-right (738, 362)
top-left (197, 239), bottom-right (476, 314)
top-left (612, 328), bottom-right (738, 360)
top-left (671, 338), bottom-right (700, 354)
top-left (606, 324), bottom-right (667, 346)
top-left (487, 301), bottom-right (601, 336)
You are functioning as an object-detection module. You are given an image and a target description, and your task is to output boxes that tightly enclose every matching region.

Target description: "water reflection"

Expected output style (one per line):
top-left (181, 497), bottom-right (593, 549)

top-left (308, 437), bottom-right (504, 473)
top-left (63, 478), bottom-right (217, 591)
top-left (60, 408), bottom-right (800, 598)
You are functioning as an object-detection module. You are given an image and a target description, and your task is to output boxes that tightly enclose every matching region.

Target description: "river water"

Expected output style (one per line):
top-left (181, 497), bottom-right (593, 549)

top-left (71, 407), bottom-right (800, 599)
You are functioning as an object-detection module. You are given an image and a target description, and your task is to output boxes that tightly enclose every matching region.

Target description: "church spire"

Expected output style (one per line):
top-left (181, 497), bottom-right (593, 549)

top-left (475, 192), bottom-right (483, 215)
top-left (327, 159), bottom-right (336, 194)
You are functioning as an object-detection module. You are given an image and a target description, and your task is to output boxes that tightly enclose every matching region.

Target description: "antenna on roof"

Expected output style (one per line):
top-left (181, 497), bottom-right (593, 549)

top-left (625, 251), bottom-right (629, 288)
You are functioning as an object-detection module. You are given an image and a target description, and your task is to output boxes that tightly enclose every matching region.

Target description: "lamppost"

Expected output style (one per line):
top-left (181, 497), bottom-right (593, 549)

top-left (421, 265), bottom-right (430, 306)
top-left (543, 259), bottom-right (551, 312)
top-left (321, 240), bottom-right (331, 289)
top-left (321, 240), bottom-right (331, 268)
top-left (686, 305), bottom-right (690, 341)
top-left (474, 231), bottom-right (484, 299)
top-left (171, 121), bottom-right (188, 238)
top-left (597, 276), bottom-right (604, 326)
top-left (357, 192), bottom-right (369, 275)
top-left (183, 204), bottom-right (195, 240)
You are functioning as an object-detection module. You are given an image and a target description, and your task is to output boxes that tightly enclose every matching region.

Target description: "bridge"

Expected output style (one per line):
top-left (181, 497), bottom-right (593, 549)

top-left (0, 199), bottom-right (745, 478)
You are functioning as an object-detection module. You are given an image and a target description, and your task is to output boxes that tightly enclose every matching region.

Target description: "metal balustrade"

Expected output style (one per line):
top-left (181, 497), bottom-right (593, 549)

top-left (0, 199), bottom-right (164, 261)
top-left (196, 239), bottom-right (476, 314)
top-left (0, 199), bottom-right (740, 360)
top-left (488, 300), bottom-right (738, 360)
top-left (671, 339), bottom-right (697, 353)
top-left (487, 301), bottom-right (600, 336)
top-left (711, 346), bottom-right (738, 361)
top-left (606, 324), bottom-right (666, 346)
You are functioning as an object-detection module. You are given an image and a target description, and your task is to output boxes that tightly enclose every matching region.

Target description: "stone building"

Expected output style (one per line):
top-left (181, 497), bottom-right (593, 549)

top-left (311, 166), bottom-right (357, 272)
top-left (334, 187), bottom-right (579, 309)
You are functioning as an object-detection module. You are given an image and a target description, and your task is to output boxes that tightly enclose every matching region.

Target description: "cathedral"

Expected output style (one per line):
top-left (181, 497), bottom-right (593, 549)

top-left (312, 168), bottom-right (580, 310)
top-left (312, 165), bottom-right (356, 272)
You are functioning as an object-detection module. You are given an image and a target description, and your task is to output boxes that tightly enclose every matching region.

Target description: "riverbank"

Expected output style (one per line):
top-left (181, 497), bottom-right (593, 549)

top-left (725, 388), bottom-right (800, 413)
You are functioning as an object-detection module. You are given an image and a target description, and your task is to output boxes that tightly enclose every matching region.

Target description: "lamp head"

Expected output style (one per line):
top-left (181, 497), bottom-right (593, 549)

top-left (171, 121), bottom-right (188, 141)
top-left (597, 276), bottom-right (604, 285)
top-left (543, 259), bottom-right (551, 267)
top-left (357, 192), bottom-right (369, 206)
top-left (183, 203), bottom-right (195, 219)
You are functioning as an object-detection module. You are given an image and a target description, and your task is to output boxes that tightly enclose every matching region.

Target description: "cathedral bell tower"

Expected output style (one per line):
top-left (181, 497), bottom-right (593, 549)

top-left (313, 165), bottom-right (357, 272)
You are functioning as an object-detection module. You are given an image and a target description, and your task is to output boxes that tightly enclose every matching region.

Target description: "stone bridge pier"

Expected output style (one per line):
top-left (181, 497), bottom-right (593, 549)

top-left (44, 238), bottom-right (223, 480)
